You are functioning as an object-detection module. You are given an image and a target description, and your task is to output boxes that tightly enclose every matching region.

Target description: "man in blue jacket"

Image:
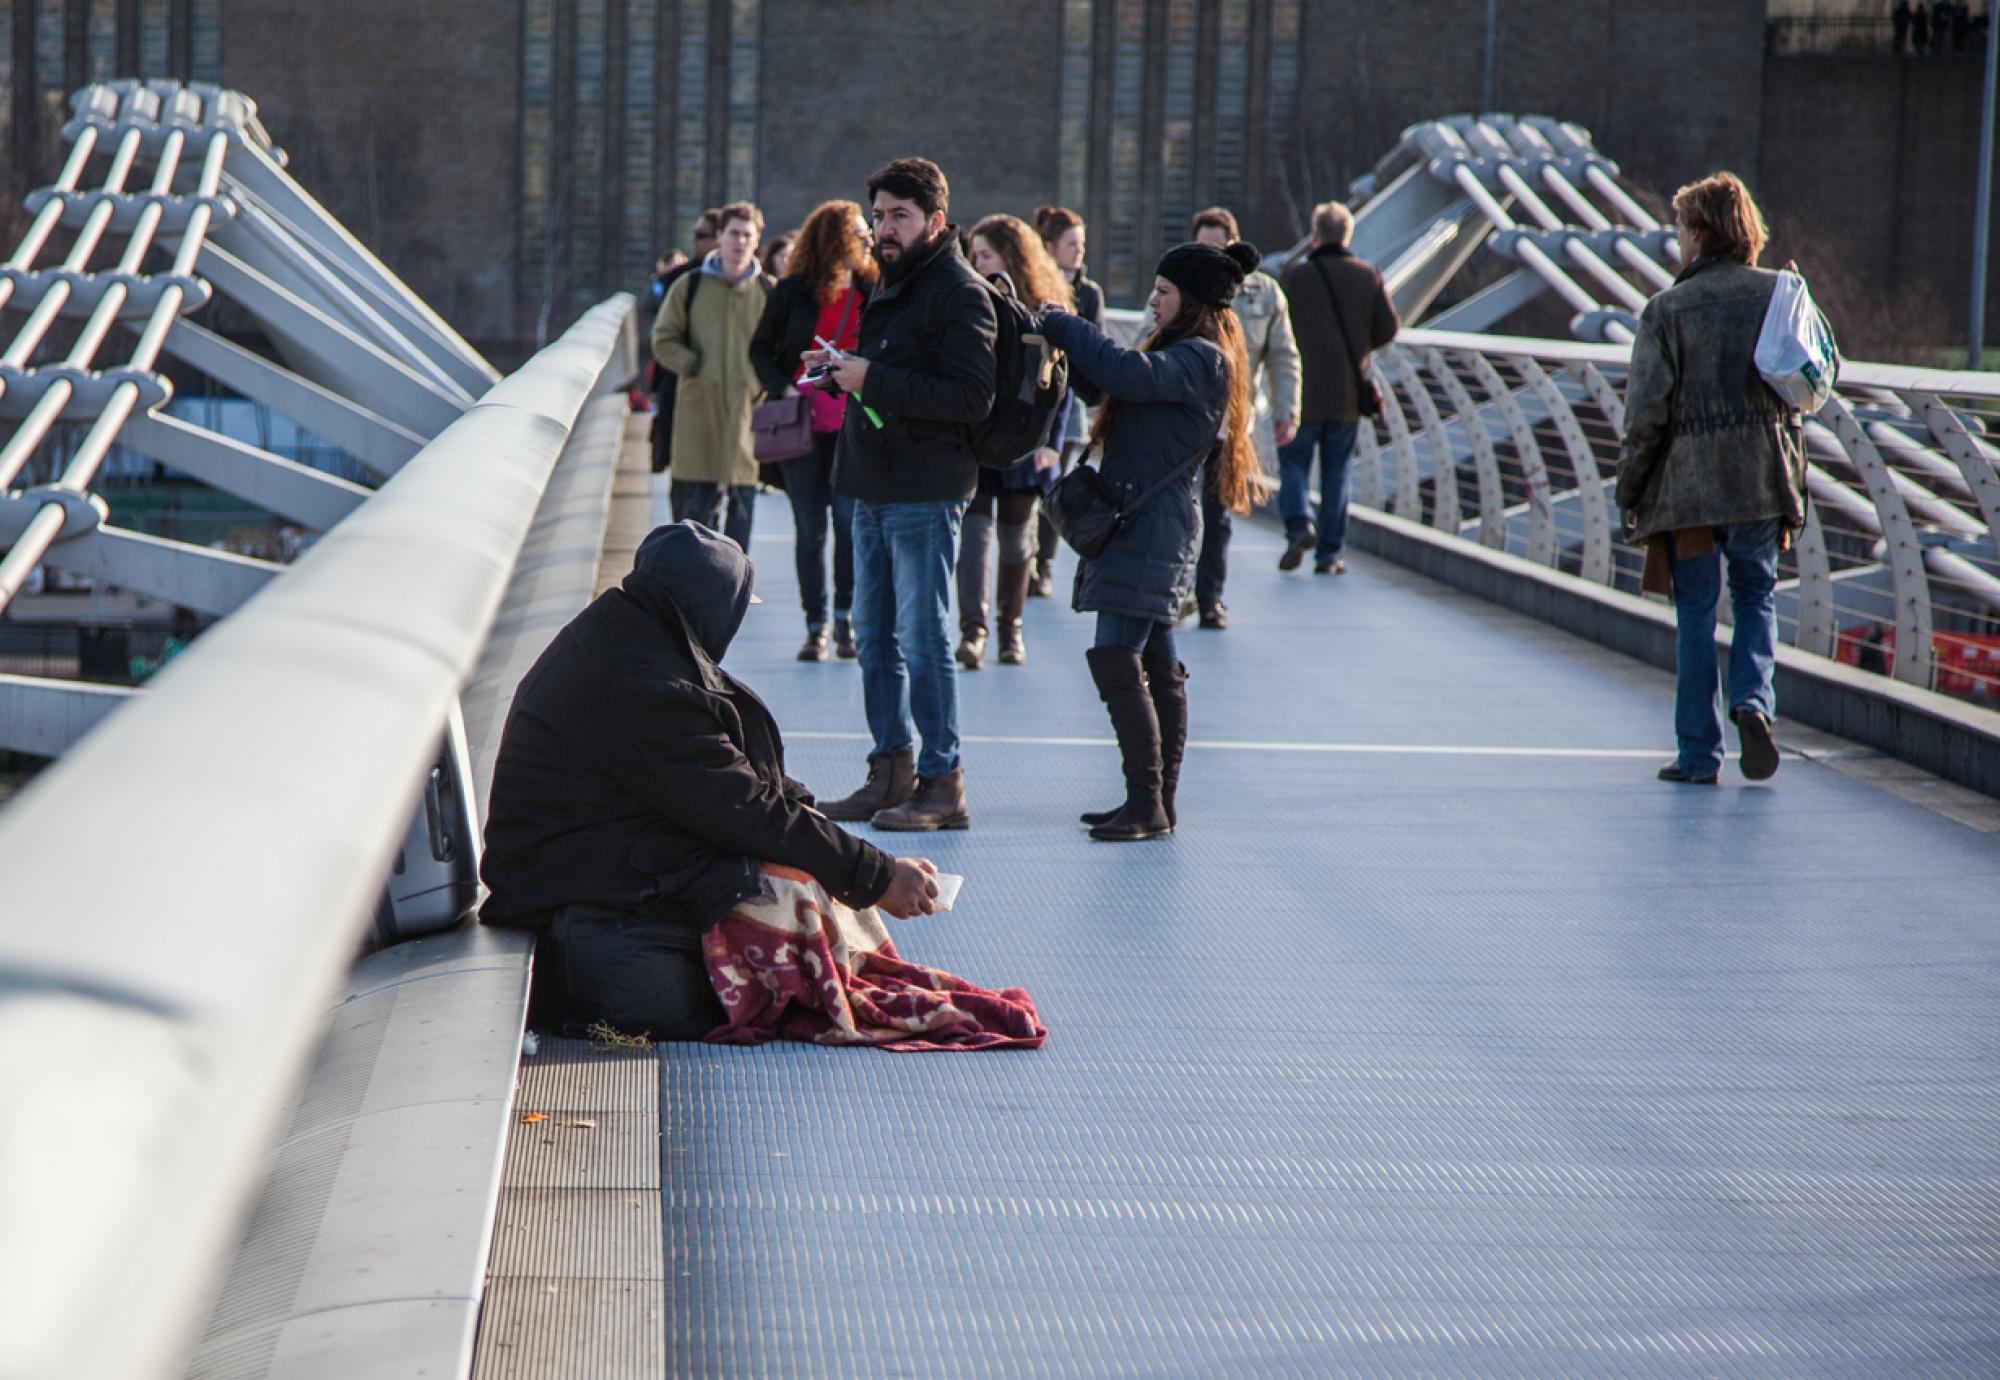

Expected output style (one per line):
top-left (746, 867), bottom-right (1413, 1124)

top-left (810, 158), bottom-right (998, 831)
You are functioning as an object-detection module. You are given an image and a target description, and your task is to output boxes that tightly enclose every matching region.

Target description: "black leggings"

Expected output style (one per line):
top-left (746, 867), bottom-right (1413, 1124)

top-left (968, 490), bottom-right (1039, 524)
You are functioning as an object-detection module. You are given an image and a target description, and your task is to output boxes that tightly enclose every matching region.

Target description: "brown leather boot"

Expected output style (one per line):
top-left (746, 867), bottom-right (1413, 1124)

top-left (995, 560), bottom-right (1032, 665)
top-left (818, 749), bottom-right (916, 822)
top-left (871, 766), bottom-right (969, 832)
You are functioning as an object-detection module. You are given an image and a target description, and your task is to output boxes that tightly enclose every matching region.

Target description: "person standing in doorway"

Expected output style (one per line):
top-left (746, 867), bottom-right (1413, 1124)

top-left (1275, 200), bottom-right (1398, 576)
top-left (750, 200), bottom-right (877, 662)
top-left (652, 202), bottom-right (771, 551)
top-left (810, 159), bottom-right (998, 832)
top-left (1186, 206), bottom-right (1299, 628)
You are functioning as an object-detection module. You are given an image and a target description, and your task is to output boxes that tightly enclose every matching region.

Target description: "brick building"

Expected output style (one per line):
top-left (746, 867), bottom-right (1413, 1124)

top-left (0, 0), bottom-right (1990, 366)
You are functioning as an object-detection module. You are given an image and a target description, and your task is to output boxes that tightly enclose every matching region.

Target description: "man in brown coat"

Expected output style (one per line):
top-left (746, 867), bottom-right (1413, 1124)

top-left (1275, 200), bottom-right (1399, 574)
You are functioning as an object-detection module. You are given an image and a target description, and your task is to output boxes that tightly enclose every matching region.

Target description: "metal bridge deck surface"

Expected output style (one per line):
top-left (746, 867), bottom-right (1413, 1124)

top-left (657, 489), bottom-right (2000, 1379)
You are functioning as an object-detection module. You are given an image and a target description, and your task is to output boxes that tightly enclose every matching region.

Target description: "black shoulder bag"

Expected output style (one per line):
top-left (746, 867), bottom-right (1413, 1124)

top-left (1310, 257), bottom-right (1384, 418)
top-left (1047, 435), bottom-right (1214, 561)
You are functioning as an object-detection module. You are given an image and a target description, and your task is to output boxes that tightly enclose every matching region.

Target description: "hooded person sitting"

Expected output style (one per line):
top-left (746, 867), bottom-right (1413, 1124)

top-left (480, 521), bottom-right (940, 1040)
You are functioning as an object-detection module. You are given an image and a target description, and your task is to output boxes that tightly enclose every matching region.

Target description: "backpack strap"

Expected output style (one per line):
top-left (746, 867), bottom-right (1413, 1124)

top-left (1310, 255), bottom-right (1372, 402)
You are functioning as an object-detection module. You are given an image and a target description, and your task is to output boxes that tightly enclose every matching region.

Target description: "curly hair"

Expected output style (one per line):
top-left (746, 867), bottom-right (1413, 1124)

top-left (969, 214), bottom-right (1073, 311)
top-left (785, 199), bottom-right (878, 301)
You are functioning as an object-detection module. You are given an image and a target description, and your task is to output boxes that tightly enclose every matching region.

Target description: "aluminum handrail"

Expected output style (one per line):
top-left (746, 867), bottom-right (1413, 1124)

top-left (0, 295), bottom-right (635, 1380)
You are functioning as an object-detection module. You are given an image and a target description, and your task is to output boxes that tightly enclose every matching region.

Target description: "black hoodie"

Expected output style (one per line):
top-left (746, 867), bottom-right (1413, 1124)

top-left (480, 522), bottom-right (896, 934)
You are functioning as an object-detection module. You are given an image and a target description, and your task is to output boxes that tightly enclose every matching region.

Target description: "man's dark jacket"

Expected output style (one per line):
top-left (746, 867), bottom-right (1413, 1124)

top-left (835, 226), bottom-right (998, 504)
top-left (1277, 243), bottom-right (1399, 422)
top-left (479, 542), bottom-right (895, 938)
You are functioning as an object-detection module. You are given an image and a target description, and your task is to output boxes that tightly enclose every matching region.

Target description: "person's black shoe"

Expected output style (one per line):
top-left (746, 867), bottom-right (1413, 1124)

top-left (833, 617), bottom-right (857, 659)
top-left (1733, 706), bottom-right (1780, 781)
top-left (1176, 591), bottom-right (1198, 623)
top-left (1278, 530), bottom-right (1315, 571)
top-left (1657, 763), bottom-right (1719, 786)
top-left (797, 630), bottom-right (830, 662)
top-left (1078, 805), bottom-right (1121, 827)
top-left (1198, 605), bottom-right (1228, 630)
top-left (1313, 557), bottom-right (1345, 575)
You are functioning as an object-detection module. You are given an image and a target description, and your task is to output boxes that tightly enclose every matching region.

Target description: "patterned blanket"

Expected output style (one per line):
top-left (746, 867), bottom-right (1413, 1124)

top-left (703, 863), bottom-right (1047, 1050)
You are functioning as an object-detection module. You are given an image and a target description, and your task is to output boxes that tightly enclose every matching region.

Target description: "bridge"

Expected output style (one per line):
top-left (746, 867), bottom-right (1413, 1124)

top-left (1, 83), bottom-right (1997, 1380)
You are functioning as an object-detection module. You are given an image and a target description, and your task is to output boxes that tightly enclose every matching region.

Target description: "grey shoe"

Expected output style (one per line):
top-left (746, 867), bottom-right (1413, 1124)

top-left (872, 767), bottom-right (969, 831)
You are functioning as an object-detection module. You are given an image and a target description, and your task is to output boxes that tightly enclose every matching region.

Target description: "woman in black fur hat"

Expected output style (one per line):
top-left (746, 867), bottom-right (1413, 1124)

top-left (1036, 241), bottom-right (1260, 841)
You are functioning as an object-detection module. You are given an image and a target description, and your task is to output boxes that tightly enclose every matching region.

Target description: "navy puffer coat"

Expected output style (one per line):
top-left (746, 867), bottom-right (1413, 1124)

top-left (1039, 311), bottom-right (1226, 624)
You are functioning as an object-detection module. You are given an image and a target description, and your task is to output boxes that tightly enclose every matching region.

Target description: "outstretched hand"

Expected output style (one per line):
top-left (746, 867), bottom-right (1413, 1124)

top-left (877, 857), bottom-right (939, 918)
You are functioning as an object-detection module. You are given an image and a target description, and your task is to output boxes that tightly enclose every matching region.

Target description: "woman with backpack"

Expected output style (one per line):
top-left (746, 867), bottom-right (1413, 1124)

top-left (1036, 240), bottom-right (1259, 841)
top-left (750, 201), bottom-right (877, 661)
top-left (951, 214), bottom-right (1074, 670)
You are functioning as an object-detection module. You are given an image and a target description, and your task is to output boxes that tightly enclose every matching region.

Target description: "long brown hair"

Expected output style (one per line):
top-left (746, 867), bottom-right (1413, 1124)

top-left (970, 214), bottom-right (1073, 311)
top-left (1088, 301), bottom-right (1257, 514)
top-left (786, 199), bottom-right (878, 301)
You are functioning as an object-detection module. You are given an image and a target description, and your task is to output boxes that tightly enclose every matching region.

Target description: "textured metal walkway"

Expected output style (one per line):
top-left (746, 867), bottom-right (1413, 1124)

top-left (658, 489), bottom-right (2000, 1378)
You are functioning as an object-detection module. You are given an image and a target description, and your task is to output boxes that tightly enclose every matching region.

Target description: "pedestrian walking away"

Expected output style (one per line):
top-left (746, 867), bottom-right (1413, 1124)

top-left (1038, 239), bottom-right (1260, 842)
top-left (957, 213), bottom-right (1074, 669)
top-left (808, 158), bottom-right (998, 832)
top-left (750, 200), bottom-right (878, 662)
top-left (652, 201), bottom-right (772, 551)
top-left (1186, 206), bottom-right (1300, 629)
top-left (1613, 171), bottom-right (1820, 787)
top-left (1031, 205), bottom-right (1105, 598)
top-left (1274, 200), bottom-right (1399, 576)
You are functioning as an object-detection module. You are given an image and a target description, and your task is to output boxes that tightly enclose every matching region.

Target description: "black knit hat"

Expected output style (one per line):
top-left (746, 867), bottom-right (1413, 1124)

top-left (1155, 240), bottom-right (1261, 309)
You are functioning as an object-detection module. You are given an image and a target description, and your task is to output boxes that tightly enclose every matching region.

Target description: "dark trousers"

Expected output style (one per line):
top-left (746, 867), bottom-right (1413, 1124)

top-left (671, 479), bottom-right (756, 551)
top-left (1195, 479), bottom-right (1231, 610)
top-left (779, 430), bottom-right (855, 628)
top-left (528, 906), bottom-right (724, 1041)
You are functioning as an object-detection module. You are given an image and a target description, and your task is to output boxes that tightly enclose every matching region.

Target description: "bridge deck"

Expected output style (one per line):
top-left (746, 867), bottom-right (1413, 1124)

top-left (613, 489), bottom-right (1997, 1376)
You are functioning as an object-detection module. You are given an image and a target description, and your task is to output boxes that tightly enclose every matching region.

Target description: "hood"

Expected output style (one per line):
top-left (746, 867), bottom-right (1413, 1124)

top-left (700, 249), bottom-right (762, 286)
top-left (623, 521), bottom-right (756, 662)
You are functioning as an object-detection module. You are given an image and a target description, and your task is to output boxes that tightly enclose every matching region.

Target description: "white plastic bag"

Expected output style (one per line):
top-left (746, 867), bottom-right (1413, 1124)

top-left (1755, 266), bottom-right (1839, 414)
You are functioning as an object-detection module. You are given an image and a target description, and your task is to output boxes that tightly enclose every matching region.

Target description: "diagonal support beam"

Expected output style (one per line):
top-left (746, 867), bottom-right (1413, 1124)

top-left (0, 674), bottom-right (134, 756)
top-left (38, 526), bottom-right (281, 617)
top-left (120, 411), bottom-right (370, 532)
top-left (154, 320), bottom-right (425, 480)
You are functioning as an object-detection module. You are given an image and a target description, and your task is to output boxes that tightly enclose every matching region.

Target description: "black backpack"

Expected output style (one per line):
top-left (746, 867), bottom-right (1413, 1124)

top-left (945, 270), bottom-right (1071, 470)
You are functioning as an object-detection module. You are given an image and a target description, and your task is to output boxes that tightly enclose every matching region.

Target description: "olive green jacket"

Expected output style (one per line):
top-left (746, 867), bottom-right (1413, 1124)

top-left (651, 258), bottom-right (772, 485)
top-left (1614, 259), bottom-right (1812, 544)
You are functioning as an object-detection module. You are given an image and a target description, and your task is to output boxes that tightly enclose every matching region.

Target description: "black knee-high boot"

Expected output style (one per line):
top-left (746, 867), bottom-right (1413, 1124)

top-left (1141, 644), bottom-right (1187, 830)
top-left (1083, 646), bottom-right (1172, 842)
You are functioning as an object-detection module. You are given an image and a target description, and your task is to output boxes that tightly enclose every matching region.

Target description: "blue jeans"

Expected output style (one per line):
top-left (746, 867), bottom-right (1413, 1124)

top-left (671, 480), bottom-right (756, 551)
top-left (852, 499), bottom-right (963, 777)
top-left (1094, 613), bottom-right (1178, 661)
top-left (1670, 519), bottom-right (1781, 776)
top-left (1277, 419), bottom-right (1361, 561)
top-left (779, 432), bottom-right (854, 629)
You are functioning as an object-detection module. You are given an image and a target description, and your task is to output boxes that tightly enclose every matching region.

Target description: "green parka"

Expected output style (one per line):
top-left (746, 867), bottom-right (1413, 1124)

top-left (651, 258), bottom-right (772, 485)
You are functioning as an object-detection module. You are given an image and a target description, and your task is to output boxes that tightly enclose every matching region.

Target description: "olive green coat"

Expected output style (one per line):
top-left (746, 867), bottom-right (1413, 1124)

top-left (1614, 259), bottom-right (1812, 544)
top-left (650, 260), bottom-right (771, 485)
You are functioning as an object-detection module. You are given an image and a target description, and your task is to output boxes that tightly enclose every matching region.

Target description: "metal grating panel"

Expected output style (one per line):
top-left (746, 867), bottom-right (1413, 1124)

top-left (1055, 0), bottom-right (1093, 212)
top-left (653, 496), bottom-right (2000, 1378)
top-left (724, 0), bottom-right (758, 201)
top-left (1212, 1), bottom-right (1249, 210)
top-left (571, 0), bottom-right (609, 303)
top-left (476, 1038), bottom-right (665, 1380)
top-left (1265, 0), bottom-right (1301, 200)
top-left (1104, 0), bottom-right (1143, 301)
top-left (85, 0), bottom-right (115, 82)
top-left (1158, 0), bottom-right (1196, 253)
top-left (518, 0), bottom-right (557, 303)
top-left (190, 0), bottom-right (222, 84)
top-left (139, 0), bottom-right (169, 77)
top-left (620, 0), bottom-right (659, 287)
top-left (671, 0), bottom-right (708, 249)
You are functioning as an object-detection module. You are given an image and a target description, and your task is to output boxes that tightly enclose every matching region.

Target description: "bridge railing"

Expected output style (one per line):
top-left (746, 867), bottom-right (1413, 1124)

top-left (0, 294), bottom-right (637, 1380)
top-left (1102, 306), bottom-right (2000, 705)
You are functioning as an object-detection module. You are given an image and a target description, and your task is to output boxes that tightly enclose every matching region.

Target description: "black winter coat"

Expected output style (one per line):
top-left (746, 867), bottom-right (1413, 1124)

top-left (748, 275), bottom-right (867, 399)
top-left (1039, 312), bottom-right (1226, 623)
top-left (479, 574), bottom-right (896, 938)
top-left (834, 228), bottom-right (997, 504)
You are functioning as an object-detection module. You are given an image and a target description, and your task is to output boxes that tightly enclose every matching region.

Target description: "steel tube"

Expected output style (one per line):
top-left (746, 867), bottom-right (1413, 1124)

top-left (1972, 3), bottom-right (1999, 368)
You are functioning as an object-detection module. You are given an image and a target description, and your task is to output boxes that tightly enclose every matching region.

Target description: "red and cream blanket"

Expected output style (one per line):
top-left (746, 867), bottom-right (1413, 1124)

top-left (703, 863), bottom-right (1046, 1051)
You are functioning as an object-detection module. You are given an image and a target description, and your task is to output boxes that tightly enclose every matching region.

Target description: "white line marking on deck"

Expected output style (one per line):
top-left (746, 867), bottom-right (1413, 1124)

top-left (785, 731), bottom-right (1664, 758)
